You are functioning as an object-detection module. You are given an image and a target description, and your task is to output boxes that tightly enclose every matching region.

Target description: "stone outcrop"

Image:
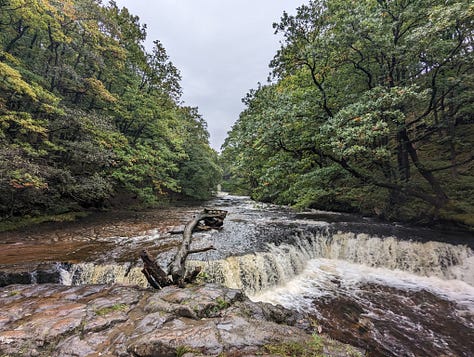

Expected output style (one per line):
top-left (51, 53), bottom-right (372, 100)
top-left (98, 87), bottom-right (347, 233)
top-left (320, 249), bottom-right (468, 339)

top-left (0, 283), bottom-right (364, 356)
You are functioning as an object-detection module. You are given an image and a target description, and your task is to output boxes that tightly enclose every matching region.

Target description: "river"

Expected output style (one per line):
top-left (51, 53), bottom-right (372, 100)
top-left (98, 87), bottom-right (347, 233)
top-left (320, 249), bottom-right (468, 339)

top-left (1, 194), bottom-right (473, 356)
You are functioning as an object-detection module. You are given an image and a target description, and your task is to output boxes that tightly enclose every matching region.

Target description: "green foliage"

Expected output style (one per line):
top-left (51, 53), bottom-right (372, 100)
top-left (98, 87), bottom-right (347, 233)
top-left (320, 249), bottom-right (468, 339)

top-left (264, 333), bottom-right (324, 357)
top-left (215, 297), bottom-right (230, 310)
top-left (94, 303), bottom-right (128, 316)
top-left (222, 0), bottom-right (474, 224)
top-left (8, 290), bottom-right (21, 297)
top-left (0, 211), bottom-right (88, 232)
top-left (176, 107), bottom-right (222, 200)
top-left (0, 0), bottom-right (220, 220)
top-left (201, 296), bottom-right (231, 317)
top-left (175, 345), bottom-right (196, 357)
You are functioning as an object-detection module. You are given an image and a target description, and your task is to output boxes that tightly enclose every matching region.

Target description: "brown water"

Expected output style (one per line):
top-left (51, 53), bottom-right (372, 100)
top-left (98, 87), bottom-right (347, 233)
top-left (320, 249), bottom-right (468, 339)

top-left (1, 194), bottom-right (473, 356)
top-left (0, 206), bottom-right (200, 287)
top-left (312, 283), bottom-right (473, 356)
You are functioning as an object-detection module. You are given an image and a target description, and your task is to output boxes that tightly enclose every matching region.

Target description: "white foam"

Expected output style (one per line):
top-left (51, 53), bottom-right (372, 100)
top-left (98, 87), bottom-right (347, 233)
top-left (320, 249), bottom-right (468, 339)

top-left (250, 258), bottom-right (474, 313)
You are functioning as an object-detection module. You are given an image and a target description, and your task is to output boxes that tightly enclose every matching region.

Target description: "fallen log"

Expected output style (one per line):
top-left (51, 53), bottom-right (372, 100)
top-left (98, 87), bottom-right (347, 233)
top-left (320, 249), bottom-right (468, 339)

top-left (140, 208), bottom-right (227, 289)
top-left (168, 210), bottom-right (226, 234)
top-left (140, 250), bottom-right (171, 289)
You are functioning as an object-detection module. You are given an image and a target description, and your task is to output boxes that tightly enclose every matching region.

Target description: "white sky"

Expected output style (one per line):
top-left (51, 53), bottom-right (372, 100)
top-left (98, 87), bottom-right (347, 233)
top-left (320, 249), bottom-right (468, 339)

top-left (114, 0), bottom-right (305, 151)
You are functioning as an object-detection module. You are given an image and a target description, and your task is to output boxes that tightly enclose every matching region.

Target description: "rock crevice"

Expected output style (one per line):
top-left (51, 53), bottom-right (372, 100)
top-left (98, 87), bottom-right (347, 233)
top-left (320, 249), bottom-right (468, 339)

top-left (0, 283), bottom-right (364, 356)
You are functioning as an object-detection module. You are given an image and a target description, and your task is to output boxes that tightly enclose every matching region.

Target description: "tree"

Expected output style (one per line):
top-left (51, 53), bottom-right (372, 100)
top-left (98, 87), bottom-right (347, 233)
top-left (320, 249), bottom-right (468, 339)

top-left (176, 107), bottom-right (222, 200)
top-left (0, 0), bottom-right (221, 220)
top-left (223, 0), bottom-right (474, 223)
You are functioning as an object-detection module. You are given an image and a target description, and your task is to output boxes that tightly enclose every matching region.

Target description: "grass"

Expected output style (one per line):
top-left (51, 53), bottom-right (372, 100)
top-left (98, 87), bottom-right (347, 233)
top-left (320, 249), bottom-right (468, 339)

top-left (264, 333), bottom-right (324, 357)
top-left (95, 303), bottom-right (128, 316)
top-left (176, 346), bottom-right (198, 357)
top-left (199, 297), bottom-right (231, 317)
top-left (215, 297), bottom-right (230, 310)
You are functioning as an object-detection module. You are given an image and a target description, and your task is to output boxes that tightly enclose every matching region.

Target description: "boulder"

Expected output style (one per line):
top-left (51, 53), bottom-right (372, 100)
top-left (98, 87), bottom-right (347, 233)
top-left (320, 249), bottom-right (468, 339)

top-left (0, 283), bottom-right (364, 356)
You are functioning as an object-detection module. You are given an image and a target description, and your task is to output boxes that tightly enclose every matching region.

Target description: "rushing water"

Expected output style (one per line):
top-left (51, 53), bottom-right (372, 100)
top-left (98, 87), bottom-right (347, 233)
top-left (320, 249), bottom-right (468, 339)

top-left (250, 259), bottom-right (474, 356)
top-left (189, 195), bottom-right (474, 356)
top-left (1, 194), bottom-right (473, 356)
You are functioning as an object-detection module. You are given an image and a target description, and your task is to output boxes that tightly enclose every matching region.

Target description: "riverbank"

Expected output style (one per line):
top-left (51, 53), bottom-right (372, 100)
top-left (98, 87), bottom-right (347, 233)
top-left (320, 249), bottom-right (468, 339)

top-left (0, 193), bottom-right (203, 234)
top-left (0, 283), bottom-right (364, 357)
top-left (1, 199), bottom-right (472, 255)
top-left (1, 195), bottom-right (472, 355)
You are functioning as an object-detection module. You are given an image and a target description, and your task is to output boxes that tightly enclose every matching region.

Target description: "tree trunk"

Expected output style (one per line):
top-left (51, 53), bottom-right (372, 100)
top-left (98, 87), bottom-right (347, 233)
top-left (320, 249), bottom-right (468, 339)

top-left (400, 129), bottom-right (449, 210)
top-left (140, 208), bottom-right (227, 289)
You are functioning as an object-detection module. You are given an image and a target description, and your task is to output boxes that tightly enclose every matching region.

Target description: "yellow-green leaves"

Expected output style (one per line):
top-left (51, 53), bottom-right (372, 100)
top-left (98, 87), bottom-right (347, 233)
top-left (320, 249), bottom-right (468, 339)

top-left (83, 77), bottom-right (117, 103)
top-left (0, 62), bottom-right (37, 100)
top-left (1, 0), bottom-right (220, 218)
top-left (9, 170), bottom-right (48, 190)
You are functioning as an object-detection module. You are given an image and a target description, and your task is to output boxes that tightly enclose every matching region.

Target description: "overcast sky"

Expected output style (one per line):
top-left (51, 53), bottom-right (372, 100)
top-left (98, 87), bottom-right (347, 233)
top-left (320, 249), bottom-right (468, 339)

top-left (114, 0), bottom-right (304, 151)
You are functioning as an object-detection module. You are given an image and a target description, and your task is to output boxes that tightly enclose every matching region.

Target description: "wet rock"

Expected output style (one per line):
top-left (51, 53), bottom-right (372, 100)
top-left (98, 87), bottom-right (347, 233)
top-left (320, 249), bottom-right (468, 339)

top-left (35, 268), bottom-right (61, 284)
top-left (82, 311), bottom-right (128, 333)
top-left (144, 295), bottom-right (198, 319)
top-left (153, 284), bottom-right (245, 318)
top-left (0, 271), bottom-right (32, 287)
top-left (216, 313), bottom-right (309, 352)
top-left (231, 299), bottom-right (313, 331)
top-left (133, 311), bottom-right (172, 334)
top-left (55, 332), bottom-right (109, 357)
top-left (0, 283), bottom-right (364, 356)
top-left (129, 318), bottom-right (222, 356)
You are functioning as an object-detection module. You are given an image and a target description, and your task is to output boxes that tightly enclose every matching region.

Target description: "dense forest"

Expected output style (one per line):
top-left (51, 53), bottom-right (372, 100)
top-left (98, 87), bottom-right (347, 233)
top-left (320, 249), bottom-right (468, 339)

top-left (222, 0), bottom-right (474, 226)
top-left (0, 0), bottom-right (221, 222)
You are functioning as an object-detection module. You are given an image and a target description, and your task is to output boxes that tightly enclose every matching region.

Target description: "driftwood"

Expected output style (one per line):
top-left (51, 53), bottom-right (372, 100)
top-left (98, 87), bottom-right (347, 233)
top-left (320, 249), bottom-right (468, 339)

top-left (140, 250), bottom-right (172, 289)
top-left (141, 208), bottom-right (227, 289)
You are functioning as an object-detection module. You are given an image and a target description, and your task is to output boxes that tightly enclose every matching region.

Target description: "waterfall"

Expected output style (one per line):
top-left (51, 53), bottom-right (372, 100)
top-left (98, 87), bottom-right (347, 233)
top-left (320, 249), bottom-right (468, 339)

top-left (57, 262), bottom-right (149, 287)
top-left (42, 227), bottom-right (473, 294)
top-left (306, 231), bottom-right (473, 280)
top-left (189, 230), bottom-right (474, 295)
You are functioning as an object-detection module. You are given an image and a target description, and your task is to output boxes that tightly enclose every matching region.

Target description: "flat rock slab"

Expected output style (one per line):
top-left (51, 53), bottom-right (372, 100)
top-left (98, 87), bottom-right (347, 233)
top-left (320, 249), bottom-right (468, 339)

top-left (0, 283), bottom-right (364, 356)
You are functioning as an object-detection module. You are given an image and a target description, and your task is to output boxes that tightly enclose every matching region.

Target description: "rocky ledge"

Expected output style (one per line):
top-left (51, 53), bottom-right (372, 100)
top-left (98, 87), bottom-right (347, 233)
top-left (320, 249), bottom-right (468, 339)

top-left (0, 283), bottom-right (363, 356)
